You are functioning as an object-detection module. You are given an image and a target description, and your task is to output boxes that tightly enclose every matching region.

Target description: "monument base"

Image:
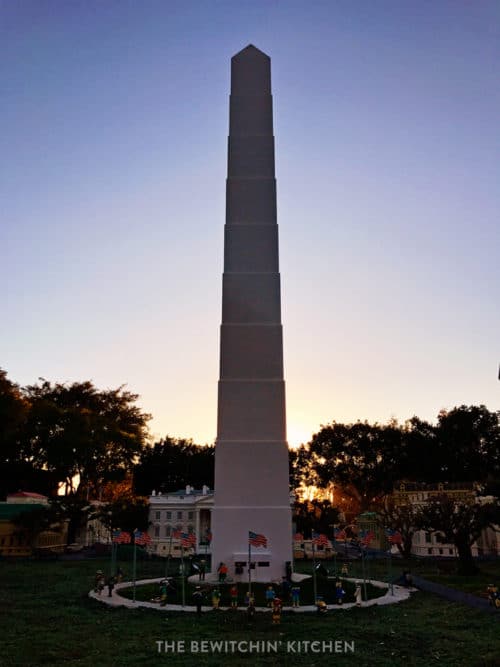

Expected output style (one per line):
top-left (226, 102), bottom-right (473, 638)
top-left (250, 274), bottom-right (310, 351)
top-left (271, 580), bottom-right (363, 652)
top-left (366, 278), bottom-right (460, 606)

top-left (211, 505), bottom-right (292, 583)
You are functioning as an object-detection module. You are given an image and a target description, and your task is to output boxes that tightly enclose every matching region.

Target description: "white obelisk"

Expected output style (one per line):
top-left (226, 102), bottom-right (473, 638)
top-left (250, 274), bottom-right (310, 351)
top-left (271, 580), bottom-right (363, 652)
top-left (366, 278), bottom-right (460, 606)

top-left (211, 45), bottom-right (292, 582)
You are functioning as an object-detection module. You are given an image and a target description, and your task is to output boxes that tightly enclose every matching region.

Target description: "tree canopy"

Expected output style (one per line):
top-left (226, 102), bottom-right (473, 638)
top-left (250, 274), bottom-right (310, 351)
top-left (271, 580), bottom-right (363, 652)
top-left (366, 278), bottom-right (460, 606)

top-left (298, 405), bottom-right (500, 512)
top-left (293, 498), bottom-right (341, 536)
top-left (308, 421), bottom-right (403, 513)
top-left (3, 362), bottom-right (499, 558)
top-left (0, 369), bottom-right (59, 498)
top-left (435, 405), bottom-right (500, 482)
top-left (416, 493), bottom-right (500, 575)
top-left (0, 373), bottom-right (151, 499)
top-left (0, 368), bottom-right (26, 459)
top-left (133, 436), bottom-right (215, 495)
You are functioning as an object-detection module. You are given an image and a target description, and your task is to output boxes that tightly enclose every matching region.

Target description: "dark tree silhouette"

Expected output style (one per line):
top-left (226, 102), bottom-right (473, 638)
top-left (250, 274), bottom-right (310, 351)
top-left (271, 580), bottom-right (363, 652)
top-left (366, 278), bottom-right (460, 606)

top-left (0, 369), bottom-right (58, 498)
top-left (309, 421), bottom-right (403, 512)
top-left (21, 379), bottom-right (151, 496)
top-left (378, 500), bottom-right (422, 558)
top-left (416, 493), bottom-right (500, 575)
top-left (293, 498), bottom-right (341, 536)
top-left (134, 436), bottom-right (214, 495)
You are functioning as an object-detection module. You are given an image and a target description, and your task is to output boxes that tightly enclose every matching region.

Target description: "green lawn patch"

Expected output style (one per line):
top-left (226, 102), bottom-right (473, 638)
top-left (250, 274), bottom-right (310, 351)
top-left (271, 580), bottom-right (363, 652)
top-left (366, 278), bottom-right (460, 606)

top-left (2, 558), bottom-right (500, 666)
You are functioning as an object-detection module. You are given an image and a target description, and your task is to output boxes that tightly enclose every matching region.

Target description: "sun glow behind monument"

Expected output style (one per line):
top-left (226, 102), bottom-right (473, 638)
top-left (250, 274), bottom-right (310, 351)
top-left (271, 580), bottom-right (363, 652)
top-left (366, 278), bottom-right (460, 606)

top-left (287, 423), bottom-right (315, 448)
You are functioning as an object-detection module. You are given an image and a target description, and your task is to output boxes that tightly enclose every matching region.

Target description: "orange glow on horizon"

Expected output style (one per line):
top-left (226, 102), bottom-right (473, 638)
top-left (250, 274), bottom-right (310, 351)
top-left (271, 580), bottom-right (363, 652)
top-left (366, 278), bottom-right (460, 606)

top-left (287, 422), bottom-right (313, 449)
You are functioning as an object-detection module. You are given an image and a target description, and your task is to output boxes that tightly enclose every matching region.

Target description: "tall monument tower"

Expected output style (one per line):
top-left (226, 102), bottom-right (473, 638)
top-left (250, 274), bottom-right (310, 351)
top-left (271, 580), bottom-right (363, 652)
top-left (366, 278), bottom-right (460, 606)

top-left (212, 45), bottom-right (292, 582)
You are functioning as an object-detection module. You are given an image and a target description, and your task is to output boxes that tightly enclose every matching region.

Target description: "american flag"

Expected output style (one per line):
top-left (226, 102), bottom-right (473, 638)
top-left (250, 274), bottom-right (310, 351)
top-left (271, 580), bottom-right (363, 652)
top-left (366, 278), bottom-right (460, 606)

top-left (385, 528), bottom-right (403, 545)
top-left (180, 532), bottom-right (196, 548)
top-left (333, 528), bottom-right (347, 541)
top-left (134, 530), bottom-right (152, 546)
top-left (172, 529), bottom-right (183, 539)
top-left (249, 531), bottom-right (267, 548)
top-left (358, 529), bottom-right (375, 547)
top-left (294, 532), bottom-right (304, 542)
top-left (312, 532), bottom-right (329, 547)
top-left (112, 530), bottom-right (131, 544)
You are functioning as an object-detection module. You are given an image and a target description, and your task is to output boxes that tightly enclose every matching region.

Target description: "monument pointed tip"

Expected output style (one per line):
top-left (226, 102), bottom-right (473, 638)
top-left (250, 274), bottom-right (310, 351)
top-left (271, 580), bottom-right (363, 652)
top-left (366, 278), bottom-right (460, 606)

top-left (231, 44), bottom-right (271, 95)
top-left (232, 44), bottom-right (270, 60)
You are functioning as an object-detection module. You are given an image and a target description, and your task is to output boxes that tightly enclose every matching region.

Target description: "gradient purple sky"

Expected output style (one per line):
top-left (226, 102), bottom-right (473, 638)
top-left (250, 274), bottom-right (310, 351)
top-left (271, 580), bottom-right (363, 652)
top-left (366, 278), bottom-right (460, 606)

top-left (2, 1), bottom-right (499, 446)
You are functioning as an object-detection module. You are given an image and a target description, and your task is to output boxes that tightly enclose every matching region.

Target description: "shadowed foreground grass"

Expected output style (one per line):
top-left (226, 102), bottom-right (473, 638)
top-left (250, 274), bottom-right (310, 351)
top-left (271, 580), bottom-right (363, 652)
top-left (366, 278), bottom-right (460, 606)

top-left (1, 558), bottom-right (500, 667)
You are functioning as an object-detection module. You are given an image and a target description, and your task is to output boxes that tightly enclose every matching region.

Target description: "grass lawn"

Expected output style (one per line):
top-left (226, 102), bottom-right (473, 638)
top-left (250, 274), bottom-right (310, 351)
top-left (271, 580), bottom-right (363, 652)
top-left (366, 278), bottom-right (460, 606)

top-left (1, 557), bottom-right (500, 666)
top-left (409, 560), bottom-right (500, 598)
top-left (294, 555), bottom-right (500, 599)
top-left (342, 556), bottom-right (500, 598)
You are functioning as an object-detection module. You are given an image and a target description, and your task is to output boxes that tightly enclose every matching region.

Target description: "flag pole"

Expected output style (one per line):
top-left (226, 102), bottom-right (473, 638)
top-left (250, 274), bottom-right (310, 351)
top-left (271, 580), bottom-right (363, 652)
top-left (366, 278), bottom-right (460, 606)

top-left (181, 543), bottom-right (186, 607)
top-left (110, 538), bottom-right (115, 578)
top-left (312, 534), bottom-right (317, 605)
top-left (385, 529), bottom-right (394, 596)
top-left (389, 546), bottom-right (394, 596)
top-left (166, 532), bottom-right (173, 579)
top-left (132, 532), bottom-right (137, 603)
top-left (361, 546), bottom-right (367, 601)
top-left (248, 537), bottom-right (252, 597)
top-left (331, 528), bottom-right (337, 577)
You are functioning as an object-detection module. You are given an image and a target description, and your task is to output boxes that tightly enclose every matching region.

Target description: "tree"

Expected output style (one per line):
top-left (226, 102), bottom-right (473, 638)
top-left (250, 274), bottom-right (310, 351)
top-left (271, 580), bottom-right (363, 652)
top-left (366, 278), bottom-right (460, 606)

top-left (0, 368), bottom-right (26, 458)
top-left (97, 496), bottom-right (150, 537)
top-left (378, 500), bottom-right (422, 559)
top-left (134, 436), bottom-right (214, 495)
top-left (436, 405), bottom-right (500, 482)
top-left (0, 369), bottom-right (60, 499)
top-left (416, 493), bottom-right (500, 575)
top-left (50, 494), bottom-right (100, 545)
top-left (22, 380), bottom-right (151, 496)
top-left (309, 421), bottom-right (403, 513)
top-left (289, 444), bottom-right (315, 491)
top-left (401, 407), bottom-right (500, 485)
top-left (400, 417), bottom-right (440, 482)
top-left (293, 498), bottom-right (341, 536)
top-left (100, 475), bottom-right (135, 503)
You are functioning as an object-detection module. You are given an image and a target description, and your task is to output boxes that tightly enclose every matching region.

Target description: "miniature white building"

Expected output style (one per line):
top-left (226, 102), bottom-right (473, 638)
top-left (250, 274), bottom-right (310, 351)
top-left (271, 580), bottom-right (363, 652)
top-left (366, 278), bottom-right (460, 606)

top-left (393, 482), bottom-right (500, 557)
top-left (148, 485), bottom-right (213, 557)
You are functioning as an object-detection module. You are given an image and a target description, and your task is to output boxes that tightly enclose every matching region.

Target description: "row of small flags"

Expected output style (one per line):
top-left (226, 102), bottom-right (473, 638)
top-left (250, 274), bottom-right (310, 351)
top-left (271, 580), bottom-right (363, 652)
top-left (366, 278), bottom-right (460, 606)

top-left (113, 529), bottom-right (270, 548)
top-left (293, 528), bottom-right (403, 546)
top-left (294, 532), bottom-right (330, 546)
top-left (112, 529), bottom-right (215, 547)
top-left (112, 530), bottom-right (197, 547)
top-left (113, 527), bottom-right (402, 547)
top-left (112, 530), bottom-right (152, 545)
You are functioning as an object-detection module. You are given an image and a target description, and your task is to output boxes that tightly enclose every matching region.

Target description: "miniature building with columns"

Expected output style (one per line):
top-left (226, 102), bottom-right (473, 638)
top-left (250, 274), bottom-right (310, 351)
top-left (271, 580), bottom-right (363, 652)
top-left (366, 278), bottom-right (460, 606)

top-left (148, 486), bottom-right (213, 556)
top-left (392, 482), bottom-right (500, 557)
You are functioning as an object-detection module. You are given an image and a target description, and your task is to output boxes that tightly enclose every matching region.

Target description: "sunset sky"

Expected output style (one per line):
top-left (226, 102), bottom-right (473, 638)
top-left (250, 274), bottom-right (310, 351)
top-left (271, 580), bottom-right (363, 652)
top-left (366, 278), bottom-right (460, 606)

top-left (2, 1), bottom-right (499, 447)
